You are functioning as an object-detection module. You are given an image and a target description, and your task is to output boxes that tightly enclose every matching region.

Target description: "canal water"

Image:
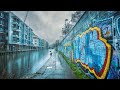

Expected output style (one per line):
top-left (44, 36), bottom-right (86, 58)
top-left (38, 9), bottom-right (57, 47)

top-left (0, 49), bottom-right (50, 79)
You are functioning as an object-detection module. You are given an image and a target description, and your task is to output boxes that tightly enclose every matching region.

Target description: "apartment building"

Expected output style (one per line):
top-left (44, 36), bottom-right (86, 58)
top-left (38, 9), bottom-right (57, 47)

top-left (0, 11), bottom-right (49, 51)
top-left (0, 11), bottom-right (8, 51)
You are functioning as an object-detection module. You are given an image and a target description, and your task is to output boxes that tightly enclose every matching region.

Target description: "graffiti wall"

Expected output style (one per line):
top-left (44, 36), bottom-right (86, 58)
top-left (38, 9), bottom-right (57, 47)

top-left (73, 27), bottom-right (111, 79)
top-left (58, 11), bottom-right (120, 79)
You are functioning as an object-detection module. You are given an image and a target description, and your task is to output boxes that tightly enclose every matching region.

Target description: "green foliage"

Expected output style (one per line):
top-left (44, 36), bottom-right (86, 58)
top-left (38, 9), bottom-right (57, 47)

top-left (58, 51), bottom-right (89, 79)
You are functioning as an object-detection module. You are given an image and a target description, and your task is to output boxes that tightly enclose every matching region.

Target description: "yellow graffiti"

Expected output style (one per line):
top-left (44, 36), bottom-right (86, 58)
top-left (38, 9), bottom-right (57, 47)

top-left (106, 31), bottom-right (110, 35)
top-left (75, 27), bottom-right (111, 79)
top-left (64, 42), bottom-right (71, 47)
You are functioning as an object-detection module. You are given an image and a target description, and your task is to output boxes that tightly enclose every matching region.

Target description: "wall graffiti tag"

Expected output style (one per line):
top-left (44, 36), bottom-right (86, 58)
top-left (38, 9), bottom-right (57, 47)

top-left (94, 17), bottom-right (113, 41)
top-left (73, 27), bottom-right (111, 79)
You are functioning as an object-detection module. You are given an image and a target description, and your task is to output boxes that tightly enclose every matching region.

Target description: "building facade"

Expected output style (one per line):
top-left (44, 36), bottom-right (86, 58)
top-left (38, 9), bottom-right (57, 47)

top-left (0, 11), bottom-right (49, 51)
top-left (0, 11), bottom-right (8, 51)
top-left (33, 34), bottom-right (39, 49)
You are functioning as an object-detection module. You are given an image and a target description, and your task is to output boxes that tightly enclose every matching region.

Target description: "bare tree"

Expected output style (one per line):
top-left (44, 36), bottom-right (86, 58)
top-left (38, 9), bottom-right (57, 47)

top-left (71, 11), bottom-right (85, 23)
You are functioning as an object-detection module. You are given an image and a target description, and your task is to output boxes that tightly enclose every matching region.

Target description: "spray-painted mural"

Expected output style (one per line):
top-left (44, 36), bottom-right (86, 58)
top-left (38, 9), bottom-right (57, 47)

top-left (58, 11), bottom-right (120, 79)
top-left (73, 27), bottom-right (111, 79)
top-left (94, 17), bottom-right (113, 40)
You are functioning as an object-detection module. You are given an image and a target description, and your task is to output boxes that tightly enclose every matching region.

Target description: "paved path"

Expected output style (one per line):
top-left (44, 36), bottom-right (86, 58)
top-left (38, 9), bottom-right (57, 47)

top-left (22, 49), bottom-right (76, 79)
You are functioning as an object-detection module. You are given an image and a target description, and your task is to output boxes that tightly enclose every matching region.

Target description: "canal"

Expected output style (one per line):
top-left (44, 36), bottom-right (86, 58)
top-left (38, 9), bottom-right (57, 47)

top-left (0, 49), bottom-right (50, 79)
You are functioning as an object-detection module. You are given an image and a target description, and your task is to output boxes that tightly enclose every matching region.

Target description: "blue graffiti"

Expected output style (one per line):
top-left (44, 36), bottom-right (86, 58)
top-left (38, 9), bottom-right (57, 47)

top-left (74, 29), bottom-right (107, 73)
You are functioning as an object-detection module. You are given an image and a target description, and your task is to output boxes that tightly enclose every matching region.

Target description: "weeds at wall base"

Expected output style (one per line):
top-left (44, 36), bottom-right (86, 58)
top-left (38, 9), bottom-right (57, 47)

top-left (57, 50), bottom-right (89, 79)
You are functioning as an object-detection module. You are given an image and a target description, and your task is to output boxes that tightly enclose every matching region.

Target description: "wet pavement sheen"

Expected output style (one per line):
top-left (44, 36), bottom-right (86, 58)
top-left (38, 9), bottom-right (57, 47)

top-left (22, 49), bottom-right (76, 79)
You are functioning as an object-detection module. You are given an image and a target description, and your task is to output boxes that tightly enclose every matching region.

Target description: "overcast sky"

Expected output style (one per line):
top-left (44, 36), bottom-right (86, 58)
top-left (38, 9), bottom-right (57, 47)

top-left (12, 11), bottom-right (74, 45)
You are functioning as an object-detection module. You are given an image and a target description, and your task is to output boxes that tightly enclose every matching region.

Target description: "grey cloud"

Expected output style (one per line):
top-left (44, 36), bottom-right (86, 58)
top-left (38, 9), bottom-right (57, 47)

top-left (12, 11), bottom-right (74, 44)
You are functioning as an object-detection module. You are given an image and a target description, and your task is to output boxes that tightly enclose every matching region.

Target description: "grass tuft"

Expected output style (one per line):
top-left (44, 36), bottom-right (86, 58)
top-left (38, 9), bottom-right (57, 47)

top-left (58, 51), bottom-right (89, 79)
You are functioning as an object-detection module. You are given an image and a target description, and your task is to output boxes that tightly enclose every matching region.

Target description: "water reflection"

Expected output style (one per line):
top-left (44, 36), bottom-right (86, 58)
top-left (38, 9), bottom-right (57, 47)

top-left (0, 49), bottom-right (49, 79)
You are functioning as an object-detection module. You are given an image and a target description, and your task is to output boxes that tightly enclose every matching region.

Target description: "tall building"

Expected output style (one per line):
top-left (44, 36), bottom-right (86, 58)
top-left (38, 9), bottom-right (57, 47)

top-left (41, 39), bottom-right (45, 49)
top-left (0, 11), bottom-right (49, 51)
top-left (0, 11), bottom-right (8, 51)
top-left (39, 38), bottom-right (43, 49)
top-left (7, 12), bottom-right (34, 51)
top-left (8, 12), bottom-right (21, 51)
top-left (33, 34), bottom-right (39, 47)
top-left (43, 40), bottom-right (49, 49)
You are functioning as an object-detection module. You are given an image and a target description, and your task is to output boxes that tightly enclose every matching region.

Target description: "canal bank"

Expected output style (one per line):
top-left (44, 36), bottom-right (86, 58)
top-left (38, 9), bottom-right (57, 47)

top-left (0, 49), bottom-right (49, 79)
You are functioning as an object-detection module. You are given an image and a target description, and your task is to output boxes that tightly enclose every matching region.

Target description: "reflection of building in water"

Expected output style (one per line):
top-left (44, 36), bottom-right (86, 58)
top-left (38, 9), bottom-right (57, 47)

top-left (0, 49), bottom-right (48, 79)
top-left (2, 68), bottom-right (6, 79)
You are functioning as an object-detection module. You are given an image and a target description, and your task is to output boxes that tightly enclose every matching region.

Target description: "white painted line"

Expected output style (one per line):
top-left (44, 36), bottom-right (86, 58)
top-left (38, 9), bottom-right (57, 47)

top-left (47, 66), bottom-right (52, 69)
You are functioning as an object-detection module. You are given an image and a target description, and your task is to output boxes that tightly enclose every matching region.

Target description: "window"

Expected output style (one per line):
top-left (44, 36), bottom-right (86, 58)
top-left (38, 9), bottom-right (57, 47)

top-left (17, 25), bottom-right (19, 29)
top-left (0, 36), bottom-right (2, 40)
top-left (0, 12), bottom-right (4, 17)
top-left (0, 27), bottom-right (4, 31)
top-left (13, 17), bottom-right (17, 22)
top-left (13, 31), bottom-right (19, 35)
top-left (12, 24), bottom-right (16, 28)
top-left (117, 17), bottom-right (120, 36)
top-left (0, 20), bottom-right (4, 25)
top-left (13, 37), bottom-right (19, 42)
top-left (25, 35), bottom-right (27, 39)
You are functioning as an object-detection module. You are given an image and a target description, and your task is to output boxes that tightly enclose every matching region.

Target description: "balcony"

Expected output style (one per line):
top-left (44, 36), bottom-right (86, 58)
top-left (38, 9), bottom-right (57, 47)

top-left (0, 16), bottom-right (4, 19)
top-left (0, 31), bottom-right (5, 34)
top-left (12, 27), bottom-right (20, 32)
top-left (12, 21), bottom-right (19, 25)
top-left (13, 29), bottom-right (20, 32)
top-left (12, 35), bottom-right (19, 38)
top-left (0, 23), bottom-right (4, 26)
top-left (13, 41), bottom-right (20, 45)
